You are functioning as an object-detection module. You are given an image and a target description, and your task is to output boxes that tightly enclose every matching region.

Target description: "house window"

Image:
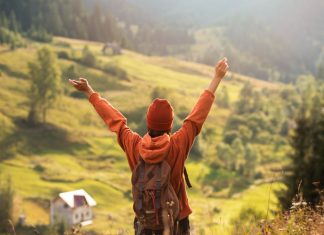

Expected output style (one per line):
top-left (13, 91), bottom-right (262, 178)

top-left (86, 211), bottom-right (90, 217)
top-left (75, 214), bottom-right (79, 219)
top-left (64, 203), bottom-right (68, 208)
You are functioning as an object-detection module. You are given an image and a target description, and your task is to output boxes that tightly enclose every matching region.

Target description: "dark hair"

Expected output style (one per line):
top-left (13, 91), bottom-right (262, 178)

top-left (148, 129), bottom-right (171, 138)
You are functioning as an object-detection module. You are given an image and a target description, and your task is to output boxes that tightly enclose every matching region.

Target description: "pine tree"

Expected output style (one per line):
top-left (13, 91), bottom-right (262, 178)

top-left (0, 12), bottom-right (9, 28)
top-left (9, 11), bottom-right (19, 32)
top-left (309, 94), bottom-right (324, 201)
top-left (44, 2), bottom-right (62, 35)
top-left (286, 105), bottom-right (312, 203)
top-left (280, 97), bottom-right (323, 208)
top-left (88, 1), bottom-right (103, 41)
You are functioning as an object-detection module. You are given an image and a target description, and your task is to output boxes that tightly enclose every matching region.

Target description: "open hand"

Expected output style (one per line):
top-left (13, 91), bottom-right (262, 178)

top-left (69, 78), bottom-right (94, 97)
top-left (215, 58), bottom-right (229, 80)
top-left (69, 78), bottom-right (91, 91)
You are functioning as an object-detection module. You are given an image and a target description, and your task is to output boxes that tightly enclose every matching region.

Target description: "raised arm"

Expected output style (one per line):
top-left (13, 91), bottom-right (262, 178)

top-left (69, 78), bottom-right (141, 169)
top-left (208, 57), bottom-right (229, 93)
top-left (172, 58), bottom-right (229, 158)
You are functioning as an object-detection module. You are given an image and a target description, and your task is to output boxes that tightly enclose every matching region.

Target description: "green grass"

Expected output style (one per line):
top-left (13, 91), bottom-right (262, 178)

top-left (19, 200), bottom-right (49, 225)
top-left (188, 182), bottom-right (285, 233)
top-left (0, 37), bottom-right (285, 234)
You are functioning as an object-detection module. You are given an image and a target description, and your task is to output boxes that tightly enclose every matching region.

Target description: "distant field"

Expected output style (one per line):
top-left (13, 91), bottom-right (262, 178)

top-left (0, 37), bottom-right (284, 234)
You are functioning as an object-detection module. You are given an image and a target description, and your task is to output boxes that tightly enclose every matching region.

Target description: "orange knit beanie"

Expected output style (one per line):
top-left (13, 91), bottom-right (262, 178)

top-left (146, 99), bottom-right (174, 131)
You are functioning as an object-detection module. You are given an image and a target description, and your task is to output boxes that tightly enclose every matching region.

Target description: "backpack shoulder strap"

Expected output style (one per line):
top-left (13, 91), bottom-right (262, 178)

top-left (155, 163), bottom-right (162, 210)
top-left (177, 166), bottom-right (192, 202)
top-left (137, 156), bottom-right (145, 211)
top-left (184, 167), bottom-right (192, 188)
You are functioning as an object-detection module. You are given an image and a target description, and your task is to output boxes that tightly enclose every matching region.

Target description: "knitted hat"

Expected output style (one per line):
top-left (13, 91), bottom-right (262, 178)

top-left (146, 98), bottom-right (174, 131)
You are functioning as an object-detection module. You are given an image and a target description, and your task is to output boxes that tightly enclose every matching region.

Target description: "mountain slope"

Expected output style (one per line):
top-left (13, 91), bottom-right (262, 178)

top-left (0, 37), bottom-right (282, 233)
top-left (88, 0), bottom-right (324, 81)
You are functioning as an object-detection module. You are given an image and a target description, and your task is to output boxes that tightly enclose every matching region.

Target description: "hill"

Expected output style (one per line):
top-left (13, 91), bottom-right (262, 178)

top-left (0, 37), bottom-right (285, 234)
top-left (2, 0), bottom-right (324, 83)
top-left (87, 0), bottom-right (324, 82)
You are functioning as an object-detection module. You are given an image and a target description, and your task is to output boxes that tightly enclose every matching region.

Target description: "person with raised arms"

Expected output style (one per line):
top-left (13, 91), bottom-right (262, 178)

top-left (69, 58), bottom-right (229, 235)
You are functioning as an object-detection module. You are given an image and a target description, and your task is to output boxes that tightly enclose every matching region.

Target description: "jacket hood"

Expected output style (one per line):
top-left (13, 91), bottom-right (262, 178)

top-left (139, 133), bottom-right (171, 164)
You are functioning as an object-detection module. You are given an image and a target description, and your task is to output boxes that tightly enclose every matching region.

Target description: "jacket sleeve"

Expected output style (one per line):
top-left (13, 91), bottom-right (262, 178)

top-left (89, 93), bottom-right (141, 169)
top-left (172, 90), bottom-right (215, 159)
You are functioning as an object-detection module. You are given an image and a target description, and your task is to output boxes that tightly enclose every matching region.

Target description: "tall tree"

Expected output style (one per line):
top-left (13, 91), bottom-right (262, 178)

top-left (280, 105), bottom-right (311, 208)
top-left (235, 82), bottom-right (254, 114)
top-left (28, 46), bottom-right (61, 125)
top-left (280, 93), bottom-right (324, 208)
top-left (243, 144), bottom-right (259, 179)
top-left (217, 86), bottom-right (230, 108)
top-left (216, 142), bottom-right (235, 170)
top-left (8, 11), bottom-right (19, 32)
top-left (309, 94), bottom-right (324, 197)
top-left (231, 138), bottom-right (245, 173)
top-left (0, 12), bottom-right (9, 28)
top-left (44, 2), bottom-right (62, 35)
top-left (0, 176), bottom-right (14, 233)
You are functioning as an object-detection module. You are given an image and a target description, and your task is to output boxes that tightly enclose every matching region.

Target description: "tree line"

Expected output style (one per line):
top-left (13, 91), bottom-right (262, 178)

top-left (0, 0), bottom-right (194, 55)
top-left (0, 0), bottom-right (123, 43)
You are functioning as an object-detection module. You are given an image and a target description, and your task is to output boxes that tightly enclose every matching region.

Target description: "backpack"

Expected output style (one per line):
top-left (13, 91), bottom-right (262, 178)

top-left (131, 156), bottom-right (180, 232)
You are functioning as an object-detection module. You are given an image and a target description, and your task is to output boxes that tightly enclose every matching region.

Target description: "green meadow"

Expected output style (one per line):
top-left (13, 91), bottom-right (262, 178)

top-left (0, 37), bottom-right (284, 234)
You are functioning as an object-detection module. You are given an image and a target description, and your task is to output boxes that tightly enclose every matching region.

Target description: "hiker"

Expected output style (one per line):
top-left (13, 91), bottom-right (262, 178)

top-left (69, 57), bottom-right (229, 234)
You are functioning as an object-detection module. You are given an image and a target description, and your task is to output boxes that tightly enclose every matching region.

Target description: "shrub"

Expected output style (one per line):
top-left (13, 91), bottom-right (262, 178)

top-left (54, 41), bottom-right (71, 48)
top-left (151, 87), bottom-right (172, 100)
top-left (102, 63), bottom-right (129, 81)
top-left (26, 27), bottom-right (52, 43)
top-left (70, 90), bottom-right (86, 99)
top-left (256, 131), bottom-right (271, 144)
top-left (81, 46), bottom-right (96, 67)
top-left (223, 130), bottom-right (240, 144)
top-left (34, 164), bottom-right (45, 172)
top-left (57, 51), bottom-right (70, 59)
top-left (254, 171), bottom-right (263, 179)
top-left (203, 168), bottom-right (235, 192)
top-left (231, 206), bottom-right (266, 234)
top-left (0, 27), bottom-right (25, 49)
top-left (62, 65), bottom-right (78, 80)
top-left (150, 86), bottom-right (178, 111)
top-left (228, 177), bottom-right (251, 196)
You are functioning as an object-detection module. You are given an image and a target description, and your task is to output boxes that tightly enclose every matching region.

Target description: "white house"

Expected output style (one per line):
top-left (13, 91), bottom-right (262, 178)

top-left (50, 189), bottom-right (96, 227)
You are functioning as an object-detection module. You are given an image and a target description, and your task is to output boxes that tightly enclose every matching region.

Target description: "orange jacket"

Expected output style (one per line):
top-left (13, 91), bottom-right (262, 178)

top-left (89, 90), bottom-right (215, 219)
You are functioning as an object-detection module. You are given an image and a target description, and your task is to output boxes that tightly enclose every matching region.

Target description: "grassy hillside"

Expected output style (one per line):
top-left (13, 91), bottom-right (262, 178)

top-left (0, 37), bottom-right (284, 234)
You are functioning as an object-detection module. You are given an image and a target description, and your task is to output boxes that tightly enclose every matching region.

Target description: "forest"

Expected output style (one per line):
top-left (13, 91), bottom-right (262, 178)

top-left (2, 0), bottom-right (324, 83)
